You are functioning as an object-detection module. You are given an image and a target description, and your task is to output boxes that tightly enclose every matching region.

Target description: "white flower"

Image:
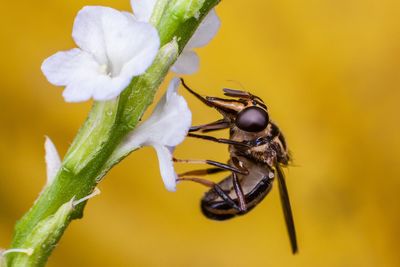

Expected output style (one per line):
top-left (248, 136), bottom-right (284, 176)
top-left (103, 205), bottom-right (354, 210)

top-left (110, 78), bottom-right (192, 191)
top-left (44, 137), bottom-right (62, 184)
top-left (131, 0), bottom-right (157, 22)
top-left (43, 78), bottom-right (191, 192)
top-left (41, 6), bottom-right (160, 102)
top-left (171, 9), bottom-right (221, 74)
top-left (130, 0), bottom-right (221, 74)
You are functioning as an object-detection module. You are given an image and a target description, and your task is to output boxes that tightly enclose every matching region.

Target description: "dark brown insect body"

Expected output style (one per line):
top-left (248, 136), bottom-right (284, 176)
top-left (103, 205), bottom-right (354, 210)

top-left (176, 79), bottom-right (298, 254)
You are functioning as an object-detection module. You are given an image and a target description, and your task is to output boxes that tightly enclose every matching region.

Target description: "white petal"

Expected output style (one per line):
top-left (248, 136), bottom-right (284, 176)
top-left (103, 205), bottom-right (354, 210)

top-left (131, 0), bottom-right (157, 22)
top-left (171, 50), bottom-right (200, 74)
top-left (153, 144), bottom-right (177, 192)
top-left (72, 6), bottom-right (109, 63)
top-left (186, 9), bottom-right (221, 49)
top-left (62, 72), bottom-right (132, 103)
top-left (45, 136), bottom-right (61, 184)
top-left (108, 78), bottom-right (191, 190)
top-left (73, 6), bottom-right (159, 77)
top-left (62, 79), bottom-right (96, 103)
top-left (109, 78), bottom-right (192, 189)
top-left (42, 48), bottom-right (107, 102)
top-left (41, 48), bottom-right (99, 87)
top-left (170, 9), bottom-right (220, 74)
top-left (127, 77), bottom-right (192, 147)
top-left (116, 19), bottom-right (160, 78)
top-left (91, 76), bottom-right (127, 101)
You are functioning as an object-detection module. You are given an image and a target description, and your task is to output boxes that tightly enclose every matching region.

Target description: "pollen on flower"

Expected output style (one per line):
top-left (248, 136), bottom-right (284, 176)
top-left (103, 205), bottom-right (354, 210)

top-left (98, 64), bottom-right (111, 76)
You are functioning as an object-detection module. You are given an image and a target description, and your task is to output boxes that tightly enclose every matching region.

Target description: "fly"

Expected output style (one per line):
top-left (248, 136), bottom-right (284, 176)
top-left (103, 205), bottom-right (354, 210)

top-left (174, 79), bottom-right (298, 254)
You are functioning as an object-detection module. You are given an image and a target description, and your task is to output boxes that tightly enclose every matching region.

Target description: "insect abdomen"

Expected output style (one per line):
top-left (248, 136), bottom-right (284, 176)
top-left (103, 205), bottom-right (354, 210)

top-left (201, 175), bottom-right (273, 221)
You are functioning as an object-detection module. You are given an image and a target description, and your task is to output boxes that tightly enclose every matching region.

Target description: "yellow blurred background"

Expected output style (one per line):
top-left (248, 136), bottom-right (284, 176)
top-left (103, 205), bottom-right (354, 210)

top-left (1, 0), bottom-right (400, 266)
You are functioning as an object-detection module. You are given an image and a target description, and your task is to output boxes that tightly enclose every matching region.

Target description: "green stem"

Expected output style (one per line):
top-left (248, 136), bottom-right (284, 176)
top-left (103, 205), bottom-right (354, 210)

top-left (6, 0), bottom-right (220, 266)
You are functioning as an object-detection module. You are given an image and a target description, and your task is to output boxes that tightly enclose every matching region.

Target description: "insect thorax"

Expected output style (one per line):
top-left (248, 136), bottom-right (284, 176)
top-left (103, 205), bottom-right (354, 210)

top-left (229, 123), bottom-right (290, 167)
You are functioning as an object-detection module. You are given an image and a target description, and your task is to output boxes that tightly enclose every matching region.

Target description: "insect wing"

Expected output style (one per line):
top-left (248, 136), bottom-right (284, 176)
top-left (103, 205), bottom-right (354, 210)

top-left (223, 88), bottom-right (252, 98)
top-left (275, 164), bottom-right (298, 254)
top-left (223, 88), bottom-right (267, 109)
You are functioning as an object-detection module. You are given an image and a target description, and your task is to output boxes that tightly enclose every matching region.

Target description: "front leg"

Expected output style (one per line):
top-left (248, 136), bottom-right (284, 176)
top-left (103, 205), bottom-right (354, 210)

top-left (231, 172), bottom-right (247, 212)
top-left (173, 157), bottom-right (249, 175)
top-left (189, 119), bottom-right (230, 133)
top-left (188, 133), bottom-right (252, 148)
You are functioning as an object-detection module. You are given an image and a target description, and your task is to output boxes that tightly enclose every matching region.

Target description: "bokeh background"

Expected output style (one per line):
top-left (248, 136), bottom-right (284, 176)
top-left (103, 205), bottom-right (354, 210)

top-left (1, 0), bottom-right (400, 266)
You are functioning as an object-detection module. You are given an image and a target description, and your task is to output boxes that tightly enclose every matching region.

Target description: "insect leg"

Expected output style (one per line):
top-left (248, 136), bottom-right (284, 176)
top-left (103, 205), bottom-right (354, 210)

top-left (275, 163), bottom-right (298, 254)
top-left (189, 119), bottom-right (230, 133)
top-left (173, 158), bottom-right (249, 175)
top-left (229, 157), bottom-right (248, 212)
top-left (179, 167), bottom-right (228, 177)
top-left (231, 172), bottom-right (247, 212)
top-left (177, 177), bottom-right (215, 187)
top-left (188, 133), bottom-right (252, 148)
top-left (177, 177), bottom-right (242, 211)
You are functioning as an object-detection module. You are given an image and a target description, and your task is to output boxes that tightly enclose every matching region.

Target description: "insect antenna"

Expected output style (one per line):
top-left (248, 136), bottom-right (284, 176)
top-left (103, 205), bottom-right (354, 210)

top-left (226, 79), bottom-right (247, 90)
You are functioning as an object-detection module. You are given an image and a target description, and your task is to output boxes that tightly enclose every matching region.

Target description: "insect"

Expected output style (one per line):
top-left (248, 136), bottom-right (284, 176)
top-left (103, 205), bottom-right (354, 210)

top-left (174, 79), bottom-right (298, 254)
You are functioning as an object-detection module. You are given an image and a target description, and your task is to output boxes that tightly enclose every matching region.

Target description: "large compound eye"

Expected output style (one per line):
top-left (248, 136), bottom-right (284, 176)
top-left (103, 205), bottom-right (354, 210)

top-left (236, 106), bottom-right (269, 132)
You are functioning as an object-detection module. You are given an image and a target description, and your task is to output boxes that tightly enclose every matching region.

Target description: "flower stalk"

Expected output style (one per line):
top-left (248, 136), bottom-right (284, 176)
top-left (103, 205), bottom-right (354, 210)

top-left (6, 0), bottom-right (220, 266)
